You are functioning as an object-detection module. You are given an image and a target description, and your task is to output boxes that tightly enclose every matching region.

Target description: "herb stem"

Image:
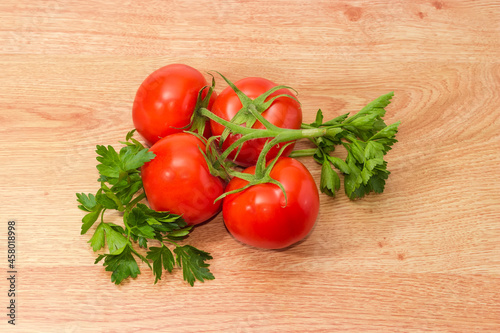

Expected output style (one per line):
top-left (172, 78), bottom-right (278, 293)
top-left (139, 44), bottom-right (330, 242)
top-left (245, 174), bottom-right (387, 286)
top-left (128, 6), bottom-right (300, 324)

top-left (127, 192), bottom-right (146, 210)
top-left (163, 239), bottom-right (179, 247)
top-left (288, 149), bottom-right (317, 158)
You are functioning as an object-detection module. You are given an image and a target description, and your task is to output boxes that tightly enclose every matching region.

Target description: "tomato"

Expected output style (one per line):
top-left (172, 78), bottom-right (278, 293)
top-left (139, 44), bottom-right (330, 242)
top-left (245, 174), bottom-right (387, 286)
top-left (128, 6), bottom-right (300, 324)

top-left (210, 77), bottom-right (302, 167)
top-left (222, 157), bottom-right (319, 249)
top-left (133, 64), bottom-right (216, 146)
top-left (141, 133), bottom-right (225, 225)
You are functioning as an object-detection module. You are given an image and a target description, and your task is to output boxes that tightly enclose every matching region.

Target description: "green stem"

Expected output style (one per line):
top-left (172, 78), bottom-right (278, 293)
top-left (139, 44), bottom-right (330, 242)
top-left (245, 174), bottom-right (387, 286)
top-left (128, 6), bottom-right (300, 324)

top-left (201, 105), bottom-right (330, 176)
top-left (254, 139), bottom-right (274, 178)
top-left (100, 208), bottom-right (107, 224)
top-left (127, 191), bottom-right (146, 210)
top-left (121, 191), bottom-right (146, 240)
top-left (200, 108), bottom-right (256, 135)
top-left (123, 210), bottom-right (131, 240)
top-left (289, 149), bottom-right (317, 158)
top-left (163, 239), bottom-right (179, 247)
top-left (253, 129), bottom-right (326, 177)
top-left (218, 130), bottom-right (274, 163)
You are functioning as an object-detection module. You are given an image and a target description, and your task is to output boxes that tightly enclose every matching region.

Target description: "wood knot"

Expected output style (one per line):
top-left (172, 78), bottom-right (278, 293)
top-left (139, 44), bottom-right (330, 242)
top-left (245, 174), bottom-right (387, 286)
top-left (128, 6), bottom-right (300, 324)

top-left (432, 1), bottom-right (444, 9)
top-left (344, 6), bottom-right (363, 22)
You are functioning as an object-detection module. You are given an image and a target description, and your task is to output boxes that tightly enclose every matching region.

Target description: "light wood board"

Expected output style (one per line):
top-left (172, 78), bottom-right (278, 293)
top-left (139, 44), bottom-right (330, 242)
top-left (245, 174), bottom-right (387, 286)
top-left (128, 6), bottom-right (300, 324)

top-left (0, 0), bottom-right (499, 332)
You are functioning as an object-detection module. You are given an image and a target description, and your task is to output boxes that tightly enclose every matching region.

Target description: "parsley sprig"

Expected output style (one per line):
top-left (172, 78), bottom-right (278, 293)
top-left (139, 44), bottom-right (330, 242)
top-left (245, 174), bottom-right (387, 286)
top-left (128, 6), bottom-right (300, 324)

top-left (301, 92), bottom-right (400, 199)
top-left (76, 130), bottom-right (214, 285)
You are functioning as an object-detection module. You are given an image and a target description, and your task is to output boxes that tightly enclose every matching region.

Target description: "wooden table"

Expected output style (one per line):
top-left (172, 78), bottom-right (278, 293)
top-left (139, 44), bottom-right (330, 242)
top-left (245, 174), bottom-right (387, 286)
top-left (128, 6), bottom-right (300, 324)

top-left (1, 1), bottom-right (499, 332)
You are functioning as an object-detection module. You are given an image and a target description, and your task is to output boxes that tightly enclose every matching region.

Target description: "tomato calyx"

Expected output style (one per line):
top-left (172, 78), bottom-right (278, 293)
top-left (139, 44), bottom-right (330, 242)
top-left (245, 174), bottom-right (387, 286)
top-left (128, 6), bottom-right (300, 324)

top-left (213, 72), bottom-right (300, 143)
top-left (188, 131), bottom-right (235, 182)
top-left (214, 141), bottom-right (294, 205)
top-left (188, 130), bottom-right (291, 206)
top-left (178, 75), bottom-right (217, 135)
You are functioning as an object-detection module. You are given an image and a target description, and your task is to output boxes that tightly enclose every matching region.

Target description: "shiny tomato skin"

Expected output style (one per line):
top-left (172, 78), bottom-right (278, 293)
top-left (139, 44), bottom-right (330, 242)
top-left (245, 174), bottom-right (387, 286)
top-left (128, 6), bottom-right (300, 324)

top-left (210, 77), bottom-right (302, 167)
top-left (222, 157), bottom-right (319, 249)
top-left (141, 133), bottom-right (225, 225)
top-left (133, 64), bottom-right (216, 146)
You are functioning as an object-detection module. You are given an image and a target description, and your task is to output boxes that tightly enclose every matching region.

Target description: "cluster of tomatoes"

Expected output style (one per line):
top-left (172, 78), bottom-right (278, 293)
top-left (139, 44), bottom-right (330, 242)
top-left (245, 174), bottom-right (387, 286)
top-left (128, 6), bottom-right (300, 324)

top-left (133, 64), bottom-right (319, 250)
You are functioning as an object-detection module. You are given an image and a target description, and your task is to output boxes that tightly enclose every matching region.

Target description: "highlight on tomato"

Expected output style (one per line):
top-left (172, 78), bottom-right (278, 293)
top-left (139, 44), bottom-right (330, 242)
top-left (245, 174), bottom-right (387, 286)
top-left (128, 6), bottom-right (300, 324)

top-left (210, 77), bottom-right (302, 167)
top-left (141, 132), bottom-right (225, 225)
top-left (132, 64), bottom-right (216, 146)
top-left (222, 157), bottom-right (320, 249)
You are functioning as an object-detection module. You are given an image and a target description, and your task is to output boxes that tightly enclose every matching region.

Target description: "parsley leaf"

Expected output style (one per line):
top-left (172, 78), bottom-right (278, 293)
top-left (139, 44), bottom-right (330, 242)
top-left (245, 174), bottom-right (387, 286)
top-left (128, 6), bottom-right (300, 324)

top-left (95, 245), bottom-right (141, 285)
top-left (76, 192), bottom-right (97, 212)
top-left (76, 193), bottom-right (103, 235)
top-left (102, 223), bottom-right (129, 255)
top-left (146, 245), bottom-right (175, 284)
top-left (341, 92), bottom-right (393, 140)
top-left (320, 157), bottom-right (340, 197)
top-left (311, 109), bottom-right (324, 127)
top-left (343, 138), bottom-right (394, 199)
top-left (126, 203), bottom-right (187, 245)
top-left (305, 92), bottom-right (399, 199)
top-left (88, 222), bottom-right (105, 251)
top-left (95, 132), bottom-right (154, 207)
top-left (126, 207), bottom-right (157, 239)
top-left (174, 245), bottom-right (215, 286)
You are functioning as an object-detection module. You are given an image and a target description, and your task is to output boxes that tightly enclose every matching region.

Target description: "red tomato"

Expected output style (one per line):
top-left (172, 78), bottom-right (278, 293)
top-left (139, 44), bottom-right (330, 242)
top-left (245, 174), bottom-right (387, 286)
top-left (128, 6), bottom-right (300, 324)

top-left (133, 64), bottom-right (216, 146)
top-left (141, 133), bottom-right (225, 225)
top-left (222, 157), bottom-right (319, 249)
top-left (210, 77), bottom-right (302, 167)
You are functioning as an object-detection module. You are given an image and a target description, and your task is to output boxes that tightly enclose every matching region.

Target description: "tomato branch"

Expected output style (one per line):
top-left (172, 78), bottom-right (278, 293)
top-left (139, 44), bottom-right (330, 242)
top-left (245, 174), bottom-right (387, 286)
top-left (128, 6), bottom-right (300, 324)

top-left (198, 89), bottom-right (400, 200)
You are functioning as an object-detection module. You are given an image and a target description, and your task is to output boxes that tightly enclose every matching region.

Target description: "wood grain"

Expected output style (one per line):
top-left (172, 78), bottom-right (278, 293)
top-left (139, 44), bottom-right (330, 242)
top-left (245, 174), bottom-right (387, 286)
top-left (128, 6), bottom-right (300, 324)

top-left (1, 0), bottom-right (499, 332)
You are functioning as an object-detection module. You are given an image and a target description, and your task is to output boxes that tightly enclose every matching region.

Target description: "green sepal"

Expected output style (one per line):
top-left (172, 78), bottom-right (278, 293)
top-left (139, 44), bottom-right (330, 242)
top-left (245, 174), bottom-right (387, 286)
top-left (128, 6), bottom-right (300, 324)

top-left (215, 71), bottom-right (299, 147)
top-left (214, 141), bottom-right (293, 204)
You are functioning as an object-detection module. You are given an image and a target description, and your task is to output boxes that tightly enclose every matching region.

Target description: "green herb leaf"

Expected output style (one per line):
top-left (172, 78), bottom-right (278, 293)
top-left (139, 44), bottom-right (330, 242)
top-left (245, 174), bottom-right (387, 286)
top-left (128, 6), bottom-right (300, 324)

top-left (340, 92), bottom-right (394, 140)
top-left (320, 161), bottom-right (340, 197)
top-left (138, 237), bottom-right (148, 248)
top-left (96, 245), bottom-right (141, 285)
top-left (125, 129), bottom-right (136, 141)
top-left (166, 227), bottom-right (193, 240)
top-left (174, 245), bottom-right (214, 286)
top-left (77, 192), bottom-right (104, 234)
top-left (146, 245), bottom-right (175, 284)
top-left (95, 191), bottom-right (119, 210)
top-left (96, 141), bottom-right (154, 180)
top-left (345, 92), bottom-right (393, 123)
top-left (96, 145), bottom-right (122, 178)
top-left (88, 222), bottom-right (105, 252)
top-left (126, 207), bottom-right (157, 239)
top-left (76, 193), bottom-right (97, 212)
top-left (328, 156), bottom-right (350, 174)
top-left (311, 109), bottom-right (324, 127)
top-left (102, 223), bottom-right (129, 255)
top-left (370, 121), bottom-right (401, 153)
top-left (121, 148), bottom-right (155, 171)
top-left (343, 134), bottom-right (395, 199)
top-left (322, 112), bottom-right (350, 126)
top-left (135, 203), bottom-right (187, 234)
top-left (303, 92), bottom-right (399, 199)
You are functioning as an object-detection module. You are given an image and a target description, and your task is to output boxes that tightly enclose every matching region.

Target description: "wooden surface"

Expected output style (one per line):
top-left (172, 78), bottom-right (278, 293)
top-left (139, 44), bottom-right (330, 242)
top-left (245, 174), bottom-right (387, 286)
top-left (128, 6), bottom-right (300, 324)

top-left (1, 0), bottom-right (499, 332)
